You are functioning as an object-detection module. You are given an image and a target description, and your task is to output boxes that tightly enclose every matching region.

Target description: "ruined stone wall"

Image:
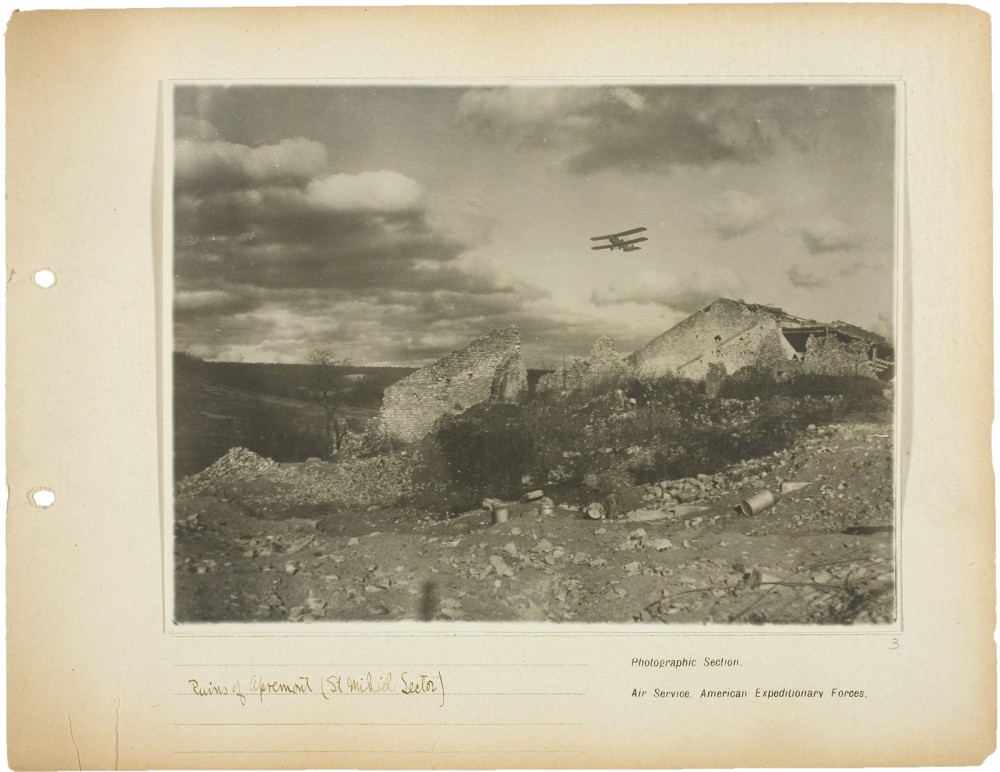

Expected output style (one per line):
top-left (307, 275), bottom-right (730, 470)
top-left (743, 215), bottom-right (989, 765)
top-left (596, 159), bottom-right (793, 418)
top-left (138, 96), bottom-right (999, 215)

top-left (375, 326), bottom-right (527, 443)
top-left (677, 320), bottom-right (796, 380)
top-left (802, 335), bottom-right (876, 377)
top-left (629, 299), bottom-right (786, 378)
top-left (536, 336), bottom-right (629, 394)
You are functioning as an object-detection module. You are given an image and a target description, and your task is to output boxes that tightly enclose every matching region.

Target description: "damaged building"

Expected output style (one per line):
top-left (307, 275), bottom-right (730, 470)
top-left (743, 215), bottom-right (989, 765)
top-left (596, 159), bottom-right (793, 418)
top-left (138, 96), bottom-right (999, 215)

top-left (629, 298), bottom-right (894, 381)
top-left (374, 326), bottom-right (528, 443)
top-left (536, 335), bottom-right (629, 394)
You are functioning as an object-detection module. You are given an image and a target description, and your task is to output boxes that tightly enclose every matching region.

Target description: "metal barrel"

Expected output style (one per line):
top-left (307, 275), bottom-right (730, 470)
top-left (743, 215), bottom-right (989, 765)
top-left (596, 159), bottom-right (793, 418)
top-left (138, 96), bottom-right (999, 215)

top-left (492, 506), bottom-right (510, 524)
top-left (738, 489), bottom-right (776, 517)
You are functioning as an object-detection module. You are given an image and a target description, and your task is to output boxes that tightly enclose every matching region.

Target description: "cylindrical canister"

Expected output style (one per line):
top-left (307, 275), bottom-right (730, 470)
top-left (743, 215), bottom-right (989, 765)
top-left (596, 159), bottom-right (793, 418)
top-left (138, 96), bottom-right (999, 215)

top-left (539, 503), bottom-right (554, 516)
top-left (738, 489), bottom-right (776, 517)
top-left (492, 506), bottom-right (510, 524)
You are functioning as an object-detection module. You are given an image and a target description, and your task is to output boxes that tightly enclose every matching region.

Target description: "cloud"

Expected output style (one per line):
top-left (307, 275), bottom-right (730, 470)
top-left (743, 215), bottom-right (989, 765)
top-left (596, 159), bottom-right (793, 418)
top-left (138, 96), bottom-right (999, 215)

top-left (174, 165), bottom-right (471, 296)
top-left (799, 215), bottom-right (856, 254)
top-left (172, 121), bottom-right (560, 364)
top-left (836, 259), bottom-right (866, 277)
top-left (459, 85), bottom-right (840, 175)
top-left (175, 136), bottom-right (328, 192)
top-left (591, 269), bottom-right (745, 313)
top-left (305, 171), bottom-right (423, 212)
top-left (704, 190), bottom-right (767, 239)
top-left (174, 288), bottom-right (264, 319)
top-left (173, 283), bottom-right (608, 366)
top-left (787, 265), bottom-right (828, 289)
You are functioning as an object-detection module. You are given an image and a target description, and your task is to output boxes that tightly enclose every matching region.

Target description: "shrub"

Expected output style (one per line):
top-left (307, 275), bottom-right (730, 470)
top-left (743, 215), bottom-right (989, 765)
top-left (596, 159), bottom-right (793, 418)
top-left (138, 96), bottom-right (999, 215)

top-left (418, 402), bottom-right (539, 509)
top-left (240, 399), bottom-right (326, 462)
top-left (705, 362), bottom-right (727, 398)
top-left (407, 366), bottom-right (889, 513)
top-left (720, 365), bottom-right (780, 400)
top-left (784, 373), bottom-right (883, 399)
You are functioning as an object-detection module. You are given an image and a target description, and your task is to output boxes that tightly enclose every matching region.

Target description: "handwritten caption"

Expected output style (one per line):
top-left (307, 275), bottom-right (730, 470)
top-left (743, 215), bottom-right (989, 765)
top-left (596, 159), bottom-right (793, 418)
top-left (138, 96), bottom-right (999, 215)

top-left (188, 671), bottom-right (445, 707)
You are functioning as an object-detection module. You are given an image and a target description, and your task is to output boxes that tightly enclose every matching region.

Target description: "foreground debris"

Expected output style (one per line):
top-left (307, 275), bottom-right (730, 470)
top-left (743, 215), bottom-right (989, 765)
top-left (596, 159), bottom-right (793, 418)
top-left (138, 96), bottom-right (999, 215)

top-left (175, 422), bottom-right (894, 624)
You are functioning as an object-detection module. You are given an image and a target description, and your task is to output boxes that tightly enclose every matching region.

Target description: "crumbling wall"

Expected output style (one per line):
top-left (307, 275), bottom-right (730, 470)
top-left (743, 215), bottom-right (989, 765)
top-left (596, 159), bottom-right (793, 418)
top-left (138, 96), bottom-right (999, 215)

top-left (536, 336), bottom-right (629, 394)
top-left (375, 326), bottom-right (528, 443)
top-left (677, 320), bottom-right (795, 380)
top-left (802, 335), bottom-right (876, 377)
top-left (629, 298), bottom-right (784, 378)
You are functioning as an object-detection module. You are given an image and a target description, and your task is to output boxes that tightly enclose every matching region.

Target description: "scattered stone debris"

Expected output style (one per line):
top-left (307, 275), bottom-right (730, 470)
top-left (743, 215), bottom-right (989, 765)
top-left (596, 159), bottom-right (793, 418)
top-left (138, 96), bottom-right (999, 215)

top-left (175, 422), bottom-right (894, 625)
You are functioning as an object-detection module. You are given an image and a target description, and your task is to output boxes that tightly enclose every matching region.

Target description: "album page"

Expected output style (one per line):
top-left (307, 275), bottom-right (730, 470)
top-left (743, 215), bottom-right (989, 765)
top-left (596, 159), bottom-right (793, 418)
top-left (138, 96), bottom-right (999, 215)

top-left (6, 5), bottom-right (994, 768)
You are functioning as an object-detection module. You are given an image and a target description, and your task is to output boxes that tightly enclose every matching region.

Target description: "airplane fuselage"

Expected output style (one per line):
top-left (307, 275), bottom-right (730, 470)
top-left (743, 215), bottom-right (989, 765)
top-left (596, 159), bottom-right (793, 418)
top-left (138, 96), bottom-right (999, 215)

top-left (609, 237), bottom-right (641, 251)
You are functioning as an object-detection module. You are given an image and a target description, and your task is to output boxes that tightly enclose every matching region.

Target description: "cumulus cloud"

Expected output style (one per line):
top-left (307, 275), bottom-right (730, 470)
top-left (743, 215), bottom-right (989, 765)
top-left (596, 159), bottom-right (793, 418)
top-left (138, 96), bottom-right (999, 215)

top-left (174, 288), bottom-right (263, 318)
top-left (175, 136), bottom-right (328, 192)
top-left (591, 269), bottom-right (745, 313)
top-left (172, 112), bottom-right (557, 364)
top-left (305, 171), bottom-right (423, 212)
top-left (799, 215), bottom-right (856, 254)
top-left (704, 190), bottom-right (767, 239)
top-left (173, 283), bottom-right (611, 366)
top-left (459, 85), bottom-right (839, 175)
top-left (787, 265), bottom-right (828, 289)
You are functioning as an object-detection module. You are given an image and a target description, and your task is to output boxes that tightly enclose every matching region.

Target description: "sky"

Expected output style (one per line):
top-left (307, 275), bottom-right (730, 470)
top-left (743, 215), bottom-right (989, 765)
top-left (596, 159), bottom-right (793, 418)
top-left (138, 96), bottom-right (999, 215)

top-left (172, 83), bottom-right (897, 368)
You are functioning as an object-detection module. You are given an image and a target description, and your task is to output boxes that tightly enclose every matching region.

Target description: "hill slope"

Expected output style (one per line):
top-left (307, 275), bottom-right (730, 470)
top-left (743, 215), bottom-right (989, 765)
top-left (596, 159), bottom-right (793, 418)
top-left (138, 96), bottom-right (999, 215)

top-left (173, 371), bottom-right (379, 478)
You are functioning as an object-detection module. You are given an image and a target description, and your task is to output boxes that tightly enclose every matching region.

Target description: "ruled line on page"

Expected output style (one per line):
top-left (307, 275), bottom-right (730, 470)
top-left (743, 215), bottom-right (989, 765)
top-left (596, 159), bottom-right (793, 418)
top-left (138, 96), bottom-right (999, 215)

top-left (173, 749), bottom-right (582, 755)
top-left (172, 691), bottom-right (585, 697)
top-left (173, 663), bottom-right (588, 667)
top-left (174, 721), bottom-right (584, 727)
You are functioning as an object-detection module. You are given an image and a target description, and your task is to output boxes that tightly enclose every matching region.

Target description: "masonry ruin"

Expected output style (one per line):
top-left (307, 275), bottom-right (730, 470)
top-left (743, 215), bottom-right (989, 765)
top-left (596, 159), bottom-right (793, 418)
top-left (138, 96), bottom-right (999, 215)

top-left (374, 326), bottom-right (528, 443)
top-left (536, 335), bottom-right (629, 394)
top-left (629, 298), bottom-right (894, 381)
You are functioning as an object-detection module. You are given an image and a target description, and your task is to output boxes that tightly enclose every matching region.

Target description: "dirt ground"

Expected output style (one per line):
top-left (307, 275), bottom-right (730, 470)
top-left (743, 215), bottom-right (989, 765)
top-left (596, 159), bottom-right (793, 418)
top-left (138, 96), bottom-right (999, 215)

top-left (174, 421), bottom-right (894, 625)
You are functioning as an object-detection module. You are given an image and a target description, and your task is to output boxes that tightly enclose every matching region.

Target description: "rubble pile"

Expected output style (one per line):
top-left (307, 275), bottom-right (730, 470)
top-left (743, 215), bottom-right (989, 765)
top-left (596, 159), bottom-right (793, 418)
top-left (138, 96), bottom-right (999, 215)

top-left (174, 421), bottom-right (894, 625)
top-left (176, 447), bottom-right (277, 495)
top-left (262, 454), bottom-right (413, 510)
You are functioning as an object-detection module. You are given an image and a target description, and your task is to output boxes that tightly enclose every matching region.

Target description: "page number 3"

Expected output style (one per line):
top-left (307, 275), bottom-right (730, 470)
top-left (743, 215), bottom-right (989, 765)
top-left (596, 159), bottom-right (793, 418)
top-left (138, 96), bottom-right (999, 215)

top-left (889, 637), bottom-right (901, 650)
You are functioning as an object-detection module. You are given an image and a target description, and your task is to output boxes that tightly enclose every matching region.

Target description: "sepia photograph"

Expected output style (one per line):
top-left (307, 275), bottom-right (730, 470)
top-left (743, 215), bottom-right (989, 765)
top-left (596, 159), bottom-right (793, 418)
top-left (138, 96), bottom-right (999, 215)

top-left (170, 82), bottom-right (898, 625)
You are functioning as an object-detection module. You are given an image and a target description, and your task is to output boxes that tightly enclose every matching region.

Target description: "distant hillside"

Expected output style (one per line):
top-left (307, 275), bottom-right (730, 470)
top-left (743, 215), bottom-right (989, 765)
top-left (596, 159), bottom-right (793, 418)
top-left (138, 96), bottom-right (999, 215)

top-left (173, 370), bottom-right (381, 479)
top-left (173, 355), bottom-right (552, 478)
top-left (174, 354), bottom-right (416, 405)
top-left (174, 354), bottom-right (551, 402)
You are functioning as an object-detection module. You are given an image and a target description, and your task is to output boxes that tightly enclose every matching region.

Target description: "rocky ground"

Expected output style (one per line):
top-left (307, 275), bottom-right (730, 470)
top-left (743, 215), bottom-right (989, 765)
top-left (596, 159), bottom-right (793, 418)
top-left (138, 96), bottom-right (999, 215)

top-left (174, 422), bottom-right (894, 625)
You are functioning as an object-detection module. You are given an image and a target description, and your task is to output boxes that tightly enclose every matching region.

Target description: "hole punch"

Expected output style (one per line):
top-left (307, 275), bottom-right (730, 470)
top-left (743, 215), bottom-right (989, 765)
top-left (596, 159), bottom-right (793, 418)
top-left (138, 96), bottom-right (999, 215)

top-left (32, 269), bottom-right (56, 289)
top-left (29, 488), bottom-right (55, 508)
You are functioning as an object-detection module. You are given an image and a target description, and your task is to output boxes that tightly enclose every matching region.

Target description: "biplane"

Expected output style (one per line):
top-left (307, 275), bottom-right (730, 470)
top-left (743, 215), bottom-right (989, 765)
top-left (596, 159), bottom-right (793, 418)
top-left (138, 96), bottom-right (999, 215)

top-left (590, 226), bottom-right (648, 252)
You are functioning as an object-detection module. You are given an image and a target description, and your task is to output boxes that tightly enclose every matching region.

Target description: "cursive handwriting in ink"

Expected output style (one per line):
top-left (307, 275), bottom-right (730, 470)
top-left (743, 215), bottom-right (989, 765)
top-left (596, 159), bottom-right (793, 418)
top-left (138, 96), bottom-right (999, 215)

top-left (401, 670), bottom-right (445, 707)
top-left (188, 679), bottom-right (247, 706)
top-left (346, 671), bottom-right (394, 695)
top-left (248, 674), bottom-right (313, 703)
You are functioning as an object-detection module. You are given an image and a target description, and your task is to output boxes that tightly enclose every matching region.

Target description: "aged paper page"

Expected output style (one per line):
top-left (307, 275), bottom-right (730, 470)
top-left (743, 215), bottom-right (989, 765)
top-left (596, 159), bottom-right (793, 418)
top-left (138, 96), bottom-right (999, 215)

top-left (6, 5), bottom-right (994, 769)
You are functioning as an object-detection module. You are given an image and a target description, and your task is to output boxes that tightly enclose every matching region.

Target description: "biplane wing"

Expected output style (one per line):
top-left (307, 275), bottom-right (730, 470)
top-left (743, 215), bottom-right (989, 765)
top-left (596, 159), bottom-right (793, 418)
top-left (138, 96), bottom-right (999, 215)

top-left (590, 226), bottom-right (647, 241)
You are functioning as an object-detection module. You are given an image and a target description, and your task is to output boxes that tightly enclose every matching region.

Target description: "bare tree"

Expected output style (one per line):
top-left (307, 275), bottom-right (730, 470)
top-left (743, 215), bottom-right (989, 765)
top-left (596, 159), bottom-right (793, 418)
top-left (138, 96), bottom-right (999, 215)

top-left (306, 350), bottom-right (347, 457)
